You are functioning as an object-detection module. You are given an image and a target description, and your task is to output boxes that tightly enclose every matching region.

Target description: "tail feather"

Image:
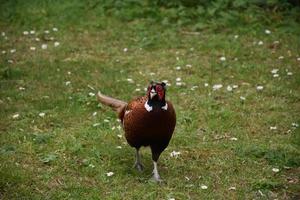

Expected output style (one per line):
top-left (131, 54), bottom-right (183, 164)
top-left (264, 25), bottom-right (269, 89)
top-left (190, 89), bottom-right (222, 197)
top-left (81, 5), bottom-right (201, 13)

top-left (97, 92), bottom-right (127, 113)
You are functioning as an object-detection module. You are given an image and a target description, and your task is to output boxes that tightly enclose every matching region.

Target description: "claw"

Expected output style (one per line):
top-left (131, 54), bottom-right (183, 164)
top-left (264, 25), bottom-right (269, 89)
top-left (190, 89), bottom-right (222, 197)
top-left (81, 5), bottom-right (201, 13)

top-left (152, 174), bottom-right (163, 183)
top-left (152, 161), bottom-right (163, 183)
top-left (134, 149), bottom-right (144, 172)
top-left (133, 162), bottom-right (144, 172)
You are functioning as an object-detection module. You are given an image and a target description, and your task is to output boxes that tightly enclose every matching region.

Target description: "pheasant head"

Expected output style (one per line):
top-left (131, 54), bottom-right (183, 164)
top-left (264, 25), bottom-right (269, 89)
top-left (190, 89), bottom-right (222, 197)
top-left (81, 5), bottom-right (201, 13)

top-left (145, 81), bottom-right (167, 112)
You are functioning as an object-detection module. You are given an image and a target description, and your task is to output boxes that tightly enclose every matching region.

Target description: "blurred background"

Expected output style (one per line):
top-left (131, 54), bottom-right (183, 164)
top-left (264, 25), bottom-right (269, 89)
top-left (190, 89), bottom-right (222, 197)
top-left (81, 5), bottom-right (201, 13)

top-left (1, 1), bottom-right (300, 200)
top-left (1, 0), bottom-right (300, 31)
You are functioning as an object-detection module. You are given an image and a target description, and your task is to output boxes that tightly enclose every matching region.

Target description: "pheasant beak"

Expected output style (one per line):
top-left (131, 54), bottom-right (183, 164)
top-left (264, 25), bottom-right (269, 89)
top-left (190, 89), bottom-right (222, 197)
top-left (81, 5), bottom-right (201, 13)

top-left (150, 88), bottom-right (157, 99)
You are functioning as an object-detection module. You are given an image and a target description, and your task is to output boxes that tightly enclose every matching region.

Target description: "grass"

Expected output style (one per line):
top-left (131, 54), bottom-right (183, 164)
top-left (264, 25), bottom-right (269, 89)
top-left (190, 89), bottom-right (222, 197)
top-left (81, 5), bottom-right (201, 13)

top-left (1, 0), bottom-right (300, 199)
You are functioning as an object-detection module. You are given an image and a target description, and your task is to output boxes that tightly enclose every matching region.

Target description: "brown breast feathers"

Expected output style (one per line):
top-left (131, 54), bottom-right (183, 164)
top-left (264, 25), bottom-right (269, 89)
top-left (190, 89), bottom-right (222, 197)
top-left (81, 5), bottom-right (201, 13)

top-left (122, 96), bottom-right (176, 149)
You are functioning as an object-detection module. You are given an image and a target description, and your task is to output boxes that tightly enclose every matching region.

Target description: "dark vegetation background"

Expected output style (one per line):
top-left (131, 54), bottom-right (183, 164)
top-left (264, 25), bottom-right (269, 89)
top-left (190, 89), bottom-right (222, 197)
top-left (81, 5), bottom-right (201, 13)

top-left (1, 0), bottom-right (300, 32)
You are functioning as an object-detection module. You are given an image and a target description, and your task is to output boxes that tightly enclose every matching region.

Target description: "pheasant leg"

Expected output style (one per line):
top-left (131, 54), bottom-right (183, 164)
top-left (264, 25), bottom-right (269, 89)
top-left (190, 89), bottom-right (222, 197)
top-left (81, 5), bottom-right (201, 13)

top-left (133, 148), bottom-right (144, 172)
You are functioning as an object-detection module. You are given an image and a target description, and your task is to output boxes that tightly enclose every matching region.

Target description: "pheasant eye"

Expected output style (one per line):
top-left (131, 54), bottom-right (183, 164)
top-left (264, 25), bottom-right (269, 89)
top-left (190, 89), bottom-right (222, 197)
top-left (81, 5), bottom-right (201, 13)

top-left (156, 85), bottom-right (163, 91)
top-left (156, 85), bottom-right (164, 100)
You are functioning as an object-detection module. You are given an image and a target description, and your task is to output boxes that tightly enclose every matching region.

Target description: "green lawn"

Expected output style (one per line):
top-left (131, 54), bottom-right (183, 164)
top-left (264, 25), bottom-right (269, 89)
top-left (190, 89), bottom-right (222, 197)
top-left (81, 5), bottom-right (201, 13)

top-left (1, 1), bottom-right (300, 199)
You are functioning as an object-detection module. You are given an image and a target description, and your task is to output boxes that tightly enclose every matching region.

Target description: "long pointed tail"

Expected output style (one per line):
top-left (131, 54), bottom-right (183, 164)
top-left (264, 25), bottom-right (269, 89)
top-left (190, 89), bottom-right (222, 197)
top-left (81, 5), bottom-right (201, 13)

top-left (97, 92), bottom-right (127, 112)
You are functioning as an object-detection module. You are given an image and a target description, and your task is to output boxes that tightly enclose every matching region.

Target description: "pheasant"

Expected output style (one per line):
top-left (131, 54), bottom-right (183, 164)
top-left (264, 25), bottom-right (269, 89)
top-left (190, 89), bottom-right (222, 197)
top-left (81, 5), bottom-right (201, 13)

top-left (97, 81), bottom-right (176, 182)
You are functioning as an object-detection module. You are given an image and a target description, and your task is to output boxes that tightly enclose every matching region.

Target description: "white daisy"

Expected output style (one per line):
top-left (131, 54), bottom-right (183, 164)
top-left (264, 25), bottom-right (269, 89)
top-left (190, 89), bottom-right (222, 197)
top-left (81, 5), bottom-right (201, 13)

top-left (201, 185), bottom-right (208, 190)
top-left (292, 123), bottom-right (298, 127)
top-left (170, 151), bottom-right (181, 158)
top-left (12, 114), bottom-right (20, 119)
top-left (265, 29), bottom-right (271, 34)
top-left (240, 96), bottom-right (246, 101)
top-left (88, 92), bottom-right (95, 97)
top-left (41, 44), bottom-right (47, 49)
top-left (220, 56), bottom-right (226, 61)
top-left (272, 168), bottom-right (279, 173)
top-left (256, 86), bottom-right (264, 91)
top-left (89, 164), bottom-right (95, 168)
top-left (227, 85), bottom-right (233, 92)
top-left (127, 78), bottom-right (134, 83)
top-left (191, 86), bottom-right (198, 90)
top-left (54, 41), bottom-right (60, 47)
top-left (106, 172), bottom-right (114, 177)
top-left (93, 123), bottom-right (100, 127)
top-left (212, 84), bottom-right (223, 90)
top-left (228, 186), bottom-right (236, 190)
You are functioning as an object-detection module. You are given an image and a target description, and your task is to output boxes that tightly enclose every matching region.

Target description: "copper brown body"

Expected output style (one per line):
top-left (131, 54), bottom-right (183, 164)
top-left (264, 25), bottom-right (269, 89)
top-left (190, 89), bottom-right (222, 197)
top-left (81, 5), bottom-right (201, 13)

top-left (121, 96), bottom-right (176, 161)
top-left (97, 81), bottom-right (176, 181)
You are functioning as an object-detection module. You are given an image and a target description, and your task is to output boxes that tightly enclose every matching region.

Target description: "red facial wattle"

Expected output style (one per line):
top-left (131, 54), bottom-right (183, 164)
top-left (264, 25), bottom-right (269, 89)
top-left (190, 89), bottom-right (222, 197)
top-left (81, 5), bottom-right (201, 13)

top-left (156, 85), bottom-right (164, 100)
